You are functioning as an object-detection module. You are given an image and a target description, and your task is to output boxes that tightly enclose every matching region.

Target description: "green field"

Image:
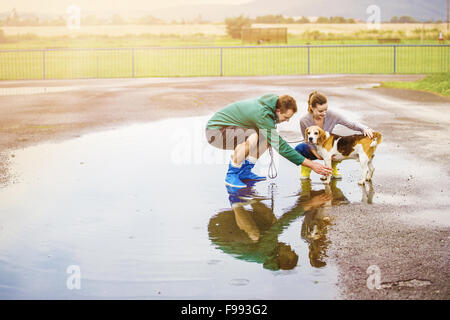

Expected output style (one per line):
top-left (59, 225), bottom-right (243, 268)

top-left (0, 35), bottom-right (445, 50)
top-left (1, 43), bottom-right (448, 80)
top-left (381, 73), bottom-right (450, 96)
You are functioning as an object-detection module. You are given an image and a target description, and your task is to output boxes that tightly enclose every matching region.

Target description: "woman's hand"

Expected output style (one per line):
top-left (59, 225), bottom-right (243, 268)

top-left (363, 128), bottom-right (374, 139)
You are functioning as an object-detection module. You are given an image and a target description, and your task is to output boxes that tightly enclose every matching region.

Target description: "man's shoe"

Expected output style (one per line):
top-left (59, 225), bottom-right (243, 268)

top-left (225, 161), bottom-right (246, 188)
top-left (239, 160), bottom-right (266, 181)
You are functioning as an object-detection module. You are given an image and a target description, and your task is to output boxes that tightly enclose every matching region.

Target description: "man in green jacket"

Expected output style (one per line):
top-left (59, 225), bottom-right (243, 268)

top-left (205, 94), bottom-right (331, 188)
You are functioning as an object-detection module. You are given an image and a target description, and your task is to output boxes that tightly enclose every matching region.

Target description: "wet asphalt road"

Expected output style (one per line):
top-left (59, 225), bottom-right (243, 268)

top-left (0, 75), bottom-right (449, 299)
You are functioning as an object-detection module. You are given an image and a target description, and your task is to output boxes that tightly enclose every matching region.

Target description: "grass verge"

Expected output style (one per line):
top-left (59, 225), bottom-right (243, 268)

top-left (380, 73), bottom-right (450, 96)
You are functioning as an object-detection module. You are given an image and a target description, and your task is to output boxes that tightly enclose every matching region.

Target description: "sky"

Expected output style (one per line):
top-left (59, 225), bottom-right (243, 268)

top-left (1, 0), bottom-right (251, 14)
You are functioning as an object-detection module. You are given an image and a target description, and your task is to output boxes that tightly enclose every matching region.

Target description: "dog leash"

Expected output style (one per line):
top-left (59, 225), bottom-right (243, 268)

top-left (267, 146), bottom-right (277, 179)
top-left (267, 138), bottom-right (305, 180)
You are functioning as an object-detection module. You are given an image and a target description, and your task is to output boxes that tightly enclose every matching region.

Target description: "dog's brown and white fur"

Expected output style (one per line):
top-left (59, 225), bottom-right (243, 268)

top-left (305, 126), bottom-right (382, 185)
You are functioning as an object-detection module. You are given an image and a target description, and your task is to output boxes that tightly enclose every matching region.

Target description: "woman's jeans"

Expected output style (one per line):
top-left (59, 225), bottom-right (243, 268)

top-left (294, 143), bottom-right (317, 161)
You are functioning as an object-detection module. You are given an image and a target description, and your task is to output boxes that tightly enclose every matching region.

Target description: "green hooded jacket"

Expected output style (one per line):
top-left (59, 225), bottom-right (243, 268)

top-left (206, 94), bottom-right (305, 165)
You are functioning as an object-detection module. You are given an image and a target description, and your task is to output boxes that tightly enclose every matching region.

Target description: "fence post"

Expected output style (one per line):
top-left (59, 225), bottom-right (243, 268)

top-left (220, 47), bottom-right (223, 76)
top-left (43, 49), bottom-right (46, 80)
top-left (307, 45), bottom-right (310, 75)
top-left (393, 45), bottom-right (396, 74)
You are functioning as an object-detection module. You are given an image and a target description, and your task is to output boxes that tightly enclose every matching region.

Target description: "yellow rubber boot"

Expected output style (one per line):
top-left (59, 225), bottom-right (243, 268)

top-left (300, 179), bottom-right (312, 199)
top-left (300, 165), bottom-right (311, 180)
top-left (332, 161), bottom-right (342, 179)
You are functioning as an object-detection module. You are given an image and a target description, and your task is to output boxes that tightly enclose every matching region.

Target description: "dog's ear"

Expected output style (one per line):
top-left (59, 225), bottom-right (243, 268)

top-left (317, 128), bottom-right (326, 145)
top-left (305, 128), bottom-right (309, 141)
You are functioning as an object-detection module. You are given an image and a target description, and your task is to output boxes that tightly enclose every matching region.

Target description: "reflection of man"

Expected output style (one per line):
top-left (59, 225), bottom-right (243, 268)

top-left (208, 185), bottom-right (332, 271)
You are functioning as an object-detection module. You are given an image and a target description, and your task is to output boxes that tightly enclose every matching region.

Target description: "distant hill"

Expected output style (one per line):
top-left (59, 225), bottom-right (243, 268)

top-left (152, 0), bottom-right (447, 22)
top-left (0, 0), bottom-right (447, 23)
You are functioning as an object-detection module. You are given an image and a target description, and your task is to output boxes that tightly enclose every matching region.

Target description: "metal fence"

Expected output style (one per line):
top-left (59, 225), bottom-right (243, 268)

top-left (0, 45), bottom-right (449, 80)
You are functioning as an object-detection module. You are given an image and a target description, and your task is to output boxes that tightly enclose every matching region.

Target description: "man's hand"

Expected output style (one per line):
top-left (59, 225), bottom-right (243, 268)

top-left (311, 162), bottom-right (332, 175)
top-left (303, 193), bottom-right (333, 211)
top-left (302, 159), bottom-right (332, 175)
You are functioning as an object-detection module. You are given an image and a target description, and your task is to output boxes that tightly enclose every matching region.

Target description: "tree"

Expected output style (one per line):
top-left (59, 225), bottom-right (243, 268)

top-left (111, 14), bottom-right (125, 25)
top-left (284, 17), bottom-right (295, 23)
top-left (391, 15), bottom-right (419, 23)
top-left (225, 15), bottom-right (251, 39)
top-left (297, 16), bottom-right (310, 23)
top-left (6, 8), bottom-right (20, 26)
top-left (330, 16), bottom-right (346, 23)
top-left (390, 16), bottom-right (399, 23)
top-left (398, 15), bottom-right (419, 23)
top-left (139, 15), bottom-right (163, 25)
top-left (316, 16), bottom-right (329, 23)
top-left (0, 28), bottom-right (5, 43)
top-left (82, 15), bottom-right (101, 25)
top-left (254, 15), bottom-right (279, 23)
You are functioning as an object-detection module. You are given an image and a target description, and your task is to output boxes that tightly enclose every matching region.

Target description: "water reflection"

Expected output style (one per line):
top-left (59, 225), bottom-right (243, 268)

top-left (208, 180), bottom-right (352, 271)
top-left (361, 181), bottom-right (374, 204)
top-left (300, 180), bottom-right (347, 268)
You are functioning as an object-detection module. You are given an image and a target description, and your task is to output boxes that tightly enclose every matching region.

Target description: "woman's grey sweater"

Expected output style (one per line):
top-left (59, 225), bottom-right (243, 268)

top-left (299, 109), bottom-right (368, 150)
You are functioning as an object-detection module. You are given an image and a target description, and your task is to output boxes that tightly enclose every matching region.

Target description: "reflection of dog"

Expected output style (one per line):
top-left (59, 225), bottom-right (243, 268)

top-left (299, 181), bottom-right (335, 268)
top-left (360, 181), bottom-right (374, 204)
top-left (301, 204), bottom-right (332, 268)
top-left (305, 126), bottom-right (382, 185)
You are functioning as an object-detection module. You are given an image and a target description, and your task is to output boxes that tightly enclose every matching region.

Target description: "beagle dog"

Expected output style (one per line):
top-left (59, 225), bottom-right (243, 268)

top-left (305, 126), bottom-right (382, 185)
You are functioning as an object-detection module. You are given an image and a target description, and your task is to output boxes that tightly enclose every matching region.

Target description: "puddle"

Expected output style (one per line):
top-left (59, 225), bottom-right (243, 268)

top-left (2, 114), bottom-right (443, 299)
top-left (0, 116), bottom-right (345, 299)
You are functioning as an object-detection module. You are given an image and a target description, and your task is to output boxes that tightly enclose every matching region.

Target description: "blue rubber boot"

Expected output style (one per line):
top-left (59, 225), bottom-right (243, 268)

top-left (225, 161), bottom-right (246, 188)
top-left (239, 160), bottom-right (266, 181)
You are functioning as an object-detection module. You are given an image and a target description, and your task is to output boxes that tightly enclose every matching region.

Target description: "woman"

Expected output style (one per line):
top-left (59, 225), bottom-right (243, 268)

top-left (295, 91), bottom-right (374, 180)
